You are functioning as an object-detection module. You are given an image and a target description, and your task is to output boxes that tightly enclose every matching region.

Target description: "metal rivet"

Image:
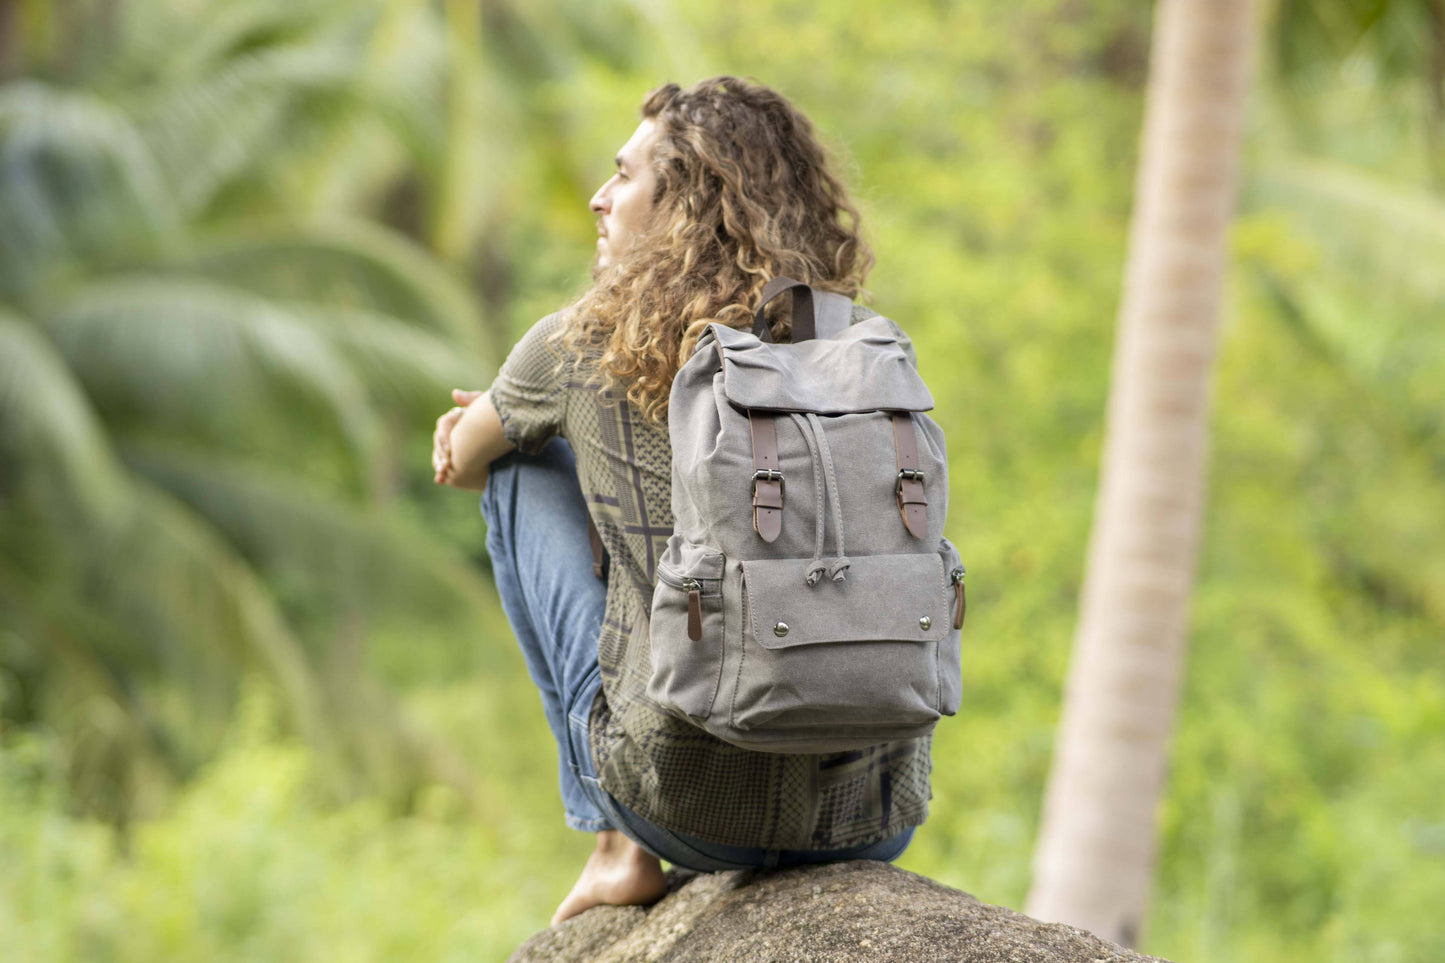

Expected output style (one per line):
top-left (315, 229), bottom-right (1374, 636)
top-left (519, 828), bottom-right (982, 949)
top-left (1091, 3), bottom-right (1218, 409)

top-left (774, 621), bottom-right (789, 637)
top-left (919, 617), bottom-right (932, 630)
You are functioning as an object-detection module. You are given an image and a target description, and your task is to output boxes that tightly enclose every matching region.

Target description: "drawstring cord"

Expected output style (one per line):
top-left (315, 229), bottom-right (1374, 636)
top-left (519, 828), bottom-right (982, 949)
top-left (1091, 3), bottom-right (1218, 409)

top-left (809, 413), bottom-right (851, 582)
top-left (790, 413), bottom-right (828, 585)
top-left (789, 413), bottom-right (850, 585)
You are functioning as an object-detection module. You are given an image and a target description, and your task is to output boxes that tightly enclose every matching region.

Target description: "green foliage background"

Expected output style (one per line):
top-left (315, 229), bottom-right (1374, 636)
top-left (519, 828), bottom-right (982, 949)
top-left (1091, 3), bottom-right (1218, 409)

top-left (2, 0), bottom-right (1442, 960)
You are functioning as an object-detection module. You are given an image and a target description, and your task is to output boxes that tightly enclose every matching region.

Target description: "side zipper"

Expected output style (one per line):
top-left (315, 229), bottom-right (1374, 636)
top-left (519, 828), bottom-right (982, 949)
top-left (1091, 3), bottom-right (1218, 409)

top-left (951, 566), bottom-right (966, 629)
top-left (657, 566), bottom-right (720, 642)
top-left (684, 578), bottom-right (702, 641)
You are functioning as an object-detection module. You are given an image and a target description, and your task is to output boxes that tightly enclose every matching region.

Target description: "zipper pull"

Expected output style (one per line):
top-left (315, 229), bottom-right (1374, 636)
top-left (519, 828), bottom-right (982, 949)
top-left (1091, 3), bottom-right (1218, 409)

top-left (684, 578), bottom-right (703, 641)
top-left (950, 567), bottom-right (966, 629)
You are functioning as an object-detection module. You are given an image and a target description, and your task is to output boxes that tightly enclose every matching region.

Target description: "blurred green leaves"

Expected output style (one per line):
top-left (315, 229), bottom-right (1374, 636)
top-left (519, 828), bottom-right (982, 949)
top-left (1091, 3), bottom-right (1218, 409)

top-left (0, 0), bottom-right (669, 822)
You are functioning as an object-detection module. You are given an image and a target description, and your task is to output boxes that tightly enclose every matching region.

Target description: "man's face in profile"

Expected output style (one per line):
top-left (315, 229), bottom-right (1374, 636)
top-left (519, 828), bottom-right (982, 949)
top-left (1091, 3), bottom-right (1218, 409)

top-left (589, 119), bottom-right (664, 274)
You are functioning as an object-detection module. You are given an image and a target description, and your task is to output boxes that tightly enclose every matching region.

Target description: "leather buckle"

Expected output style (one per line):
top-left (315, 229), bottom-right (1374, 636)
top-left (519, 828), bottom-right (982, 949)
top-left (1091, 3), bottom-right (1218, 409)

top-left (751, 468), bottom-right (785, 498)
top-left (895, 468), bottom-right (924, 497)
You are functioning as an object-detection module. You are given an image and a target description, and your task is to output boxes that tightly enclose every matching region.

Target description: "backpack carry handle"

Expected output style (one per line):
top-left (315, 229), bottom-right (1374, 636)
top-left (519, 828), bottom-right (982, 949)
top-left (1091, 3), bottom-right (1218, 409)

top-left (752, 277), bottom-right (817, 344)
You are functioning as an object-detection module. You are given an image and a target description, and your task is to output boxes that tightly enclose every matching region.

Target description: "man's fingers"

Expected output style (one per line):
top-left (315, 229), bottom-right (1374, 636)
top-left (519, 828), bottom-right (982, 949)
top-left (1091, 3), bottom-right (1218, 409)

top-left (431, 418), bottom-right (454, 477)
top-left (431, 393), bottom-right (475, 485)
top-left (434, 407), bottom-right (463, 450)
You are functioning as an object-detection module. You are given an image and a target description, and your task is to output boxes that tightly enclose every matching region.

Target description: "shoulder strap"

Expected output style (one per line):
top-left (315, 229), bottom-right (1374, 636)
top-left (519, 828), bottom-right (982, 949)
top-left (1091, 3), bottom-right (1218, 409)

top-left (751, 277), bottom-right (816, 343)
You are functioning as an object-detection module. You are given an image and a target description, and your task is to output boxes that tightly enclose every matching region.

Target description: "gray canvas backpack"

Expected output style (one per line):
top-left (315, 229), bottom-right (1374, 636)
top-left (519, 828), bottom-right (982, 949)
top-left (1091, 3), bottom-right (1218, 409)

top-left (637, 277), bottom-right (966, 754)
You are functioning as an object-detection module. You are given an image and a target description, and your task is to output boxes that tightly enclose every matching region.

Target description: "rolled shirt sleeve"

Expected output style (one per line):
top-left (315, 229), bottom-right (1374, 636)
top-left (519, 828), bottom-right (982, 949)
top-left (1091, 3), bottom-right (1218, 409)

top-left (487, 311), bottom-right (573, 455)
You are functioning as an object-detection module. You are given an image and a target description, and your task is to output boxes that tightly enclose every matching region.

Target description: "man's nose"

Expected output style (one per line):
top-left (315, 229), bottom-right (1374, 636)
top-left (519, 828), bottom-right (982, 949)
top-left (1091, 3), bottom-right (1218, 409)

top-left (590, 189), bottom-right (609, 215)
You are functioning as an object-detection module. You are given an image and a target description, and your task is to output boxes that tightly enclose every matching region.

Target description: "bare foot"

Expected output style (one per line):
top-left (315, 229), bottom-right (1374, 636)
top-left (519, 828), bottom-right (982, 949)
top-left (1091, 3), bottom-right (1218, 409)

top-left (552, 830), bottom-right (668, 926)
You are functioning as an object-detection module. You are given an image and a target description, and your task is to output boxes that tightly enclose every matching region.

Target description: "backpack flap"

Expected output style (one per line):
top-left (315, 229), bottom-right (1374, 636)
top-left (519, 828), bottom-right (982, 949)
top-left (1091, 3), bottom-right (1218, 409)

top-left (741, 553), bottom-right (949, 649)
top-left (710, 317), bottom-right (935, 414)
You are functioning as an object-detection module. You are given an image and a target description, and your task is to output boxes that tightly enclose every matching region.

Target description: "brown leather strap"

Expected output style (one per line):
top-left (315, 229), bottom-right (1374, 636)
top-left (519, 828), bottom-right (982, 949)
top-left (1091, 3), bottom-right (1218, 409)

top-left (752, 277), bottom-right (816, 344)
top-left (891, 412), bottom-right (927, 538)
top-left (587, 515), bottom-right (607, 579)
top-left (749, 410), bottom-right (783, 542)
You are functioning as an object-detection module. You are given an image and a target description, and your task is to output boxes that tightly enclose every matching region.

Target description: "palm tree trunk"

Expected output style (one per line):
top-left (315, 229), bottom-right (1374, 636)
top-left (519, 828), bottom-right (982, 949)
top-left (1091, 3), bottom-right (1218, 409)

top-left (1024, 0), bottom-right (1256, 947)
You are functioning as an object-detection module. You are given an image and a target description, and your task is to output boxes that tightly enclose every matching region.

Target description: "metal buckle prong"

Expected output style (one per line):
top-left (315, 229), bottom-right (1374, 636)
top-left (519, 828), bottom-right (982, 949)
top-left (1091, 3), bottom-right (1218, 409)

top-left (751, 468), bottom-right (785, 497)
top-left (895, 468), bottom-right (924, 496)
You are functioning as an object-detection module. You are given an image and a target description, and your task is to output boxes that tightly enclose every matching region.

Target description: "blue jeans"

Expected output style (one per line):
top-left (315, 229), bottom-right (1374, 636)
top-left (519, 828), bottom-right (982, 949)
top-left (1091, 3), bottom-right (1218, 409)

top-left (479, 436), bottom-right (915, 872)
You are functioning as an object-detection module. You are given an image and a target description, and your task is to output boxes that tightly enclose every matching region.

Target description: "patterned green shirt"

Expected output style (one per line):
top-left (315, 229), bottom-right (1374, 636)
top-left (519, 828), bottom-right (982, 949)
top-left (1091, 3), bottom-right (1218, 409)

top-left (486, 307), bottom-right (932, 849)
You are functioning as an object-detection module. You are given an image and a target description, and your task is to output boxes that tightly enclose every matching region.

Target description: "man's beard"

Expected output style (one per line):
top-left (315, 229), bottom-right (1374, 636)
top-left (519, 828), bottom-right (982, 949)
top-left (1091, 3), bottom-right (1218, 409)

top-left (591, 249), bottom-right (628, 283)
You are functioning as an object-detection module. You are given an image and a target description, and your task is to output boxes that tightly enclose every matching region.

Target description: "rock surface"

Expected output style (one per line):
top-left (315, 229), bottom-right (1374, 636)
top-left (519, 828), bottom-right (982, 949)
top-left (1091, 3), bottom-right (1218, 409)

top-left (509, 860), bottom-right (1172, 963)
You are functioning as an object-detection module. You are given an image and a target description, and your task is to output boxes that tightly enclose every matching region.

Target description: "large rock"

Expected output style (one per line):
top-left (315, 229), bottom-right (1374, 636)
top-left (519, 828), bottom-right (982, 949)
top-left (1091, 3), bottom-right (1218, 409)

top-left (509, 860), bottom-right (1171, 962)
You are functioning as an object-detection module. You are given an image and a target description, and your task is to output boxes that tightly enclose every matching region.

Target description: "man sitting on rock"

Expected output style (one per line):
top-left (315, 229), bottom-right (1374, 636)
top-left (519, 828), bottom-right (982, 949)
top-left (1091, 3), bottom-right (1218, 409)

top-left (431, 75), bottom-right (928, 925)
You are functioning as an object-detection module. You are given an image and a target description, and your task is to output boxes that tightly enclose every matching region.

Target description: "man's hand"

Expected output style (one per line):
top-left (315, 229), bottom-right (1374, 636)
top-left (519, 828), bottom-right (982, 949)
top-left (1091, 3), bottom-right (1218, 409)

top-left (432, 388), bottom-right (515, 492)
top-left (432, 389), bottom-right (482, 485)
top-left (432, 388), bottom-right (479, 484)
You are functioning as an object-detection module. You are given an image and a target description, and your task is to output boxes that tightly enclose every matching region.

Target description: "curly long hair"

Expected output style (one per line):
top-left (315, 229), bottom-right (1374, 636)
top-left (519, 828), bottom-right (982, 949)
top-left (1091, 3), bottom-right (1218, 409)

top-left (550, 75), bottom-right (874, 425)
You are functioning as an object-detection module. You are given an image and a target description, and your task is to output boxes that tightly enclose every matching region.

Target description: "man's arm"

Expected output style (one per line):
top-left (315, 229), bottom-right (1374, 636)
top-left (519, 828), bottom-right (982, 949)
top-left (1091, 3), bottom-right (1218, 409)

top-left (433, 389), bottom-right (516, 492)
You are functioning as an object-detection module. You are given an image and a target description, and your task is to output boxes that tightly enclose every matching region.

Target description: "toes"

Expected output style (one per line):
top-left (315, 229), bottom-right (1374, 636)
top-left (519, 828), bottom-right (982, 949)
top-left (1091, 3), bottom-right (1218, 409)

top-left (551, 891), bottom-right (592, 927)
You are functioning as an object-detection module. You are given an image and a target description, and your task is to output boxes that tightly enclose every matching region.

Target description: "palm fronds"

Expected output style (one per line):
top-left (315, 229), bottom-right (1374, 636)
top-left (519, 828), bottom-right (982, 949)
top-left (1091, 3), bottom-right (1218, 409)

top-left (122, 444), bottom-right (493, 629)
top-left (0, 308), bottom-right (126, 526)
top-left (42, 277), bottom-right (386, 489)
top-left (0, 0), bottom-right (649, 822)
top-left (0, 81), bottom-right (179, 300)
top-left (180, 220), bottom-right (490, 358)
